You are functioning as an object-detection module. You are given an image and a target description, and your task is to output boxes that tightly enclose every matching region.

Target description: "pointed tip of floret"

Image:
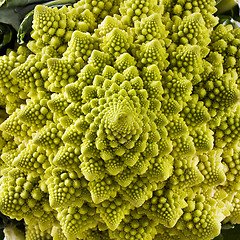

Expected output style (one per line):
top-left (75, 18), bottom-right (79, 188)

top-left (34, 5), bottom-right (49, 16)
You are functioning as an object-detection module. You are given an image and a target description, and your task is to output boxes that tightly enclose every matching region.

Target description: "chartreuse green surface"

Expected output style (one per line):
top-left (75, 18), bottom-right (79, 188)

top-left (1, 0), bottom-right (240, 239)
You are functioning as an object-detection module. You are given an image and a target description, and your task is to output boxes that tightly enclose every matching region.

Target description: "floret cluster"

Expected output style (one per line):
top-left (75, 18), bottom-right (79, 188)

top-left (0, 0), bottom-right (240, 239)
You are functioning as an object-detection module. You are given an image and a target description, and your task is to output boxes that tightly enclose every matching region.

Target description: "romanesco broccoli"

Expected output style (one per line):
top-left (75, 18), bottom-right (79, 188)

top-left (0, 0), bottom-right (240, 240)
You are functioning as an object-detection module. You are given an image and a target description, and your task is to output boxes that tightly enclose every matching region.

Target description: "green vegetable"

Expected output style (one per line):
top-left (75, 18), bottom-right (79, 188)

top-left (17, 0), bottom-right (78, 44)
top-left (0, 0), bottom-right (51, 30)
top-left (1, 0), bottom-right (240, 240)
top-left (0, 0), bottom-right (78, 53)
